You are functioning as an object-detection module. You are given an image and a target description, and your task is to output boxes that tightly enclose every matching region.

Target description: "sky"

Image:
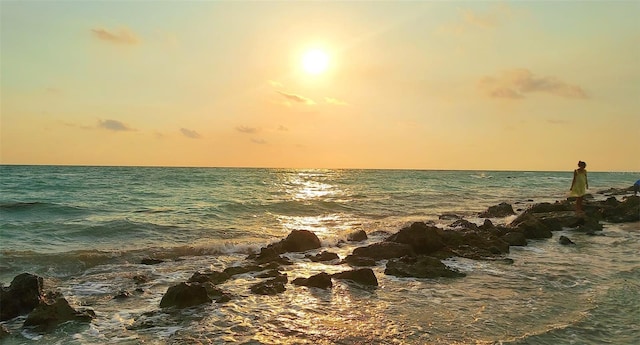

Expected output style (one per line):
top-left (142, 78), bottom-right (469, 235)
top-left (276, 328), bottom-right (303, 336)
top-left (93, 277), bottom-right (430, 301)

top-left (1, 1), bottom-right (639, 171)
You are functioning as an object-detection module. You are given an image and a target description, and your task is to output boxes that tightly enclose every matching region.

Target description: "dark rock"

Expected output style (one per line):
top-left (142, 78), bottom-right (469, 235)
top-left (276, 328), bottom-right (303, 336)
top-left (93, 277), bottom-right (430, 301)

top-left (347, 229), bottom-right (368, 242)
top-left (0, 273), bottom-right (44, 321)
top-left (559, 236), bottom-right (575, 245)
top-left (159, 282), bottom-right (211, 309)
top-left (0, 323), bottom-right (9, 338)
top-left (200, 283), bottom-right (232, 303)
top-left (479, 202), bottom-right (516, 218)
top-left (250, 278), bottom-right (287, 295)
top-left (501, 232), bottom-right (527, 246)
top-left (23, 297), bottom-right (95, 332)
top-left (140, 258), bottom-right (164, 265)
top-left (332, 268), bottom-right (378, 286)
top-left (292, 272), bottom-right (333, 289)
top-left (256, 269), bottom-right (282, 278)
top-left (600, 195), bottom-right (639, 223)
top-left (341, 255), bottom-right (377, 267)
top-left (352, 242), bottom-right (414, 260)
top-left (509, 214), bottom-right (553, 239)
top-left (113, 291), bottom-right (132, 300)
top-left (439, 213), bottom-right (463, 220)
top-left (132, 274), bottom-right (149, 284)
top-left (450, 219), bottom-right (478, 231)
top-left (306, 251), bottom-right (340, 262)
top-left (386, 222), bottom-right (445, 254)
top-left (479, 219), bottom-right (495, 230)
top-left (280, 230), bottom-right (322, 252)
top-left (248, 247), bottom-right (294, 265)
top-left (385, 256), bottom-right (466, 279)
top-left (189, 271), bottom-right (231, 285)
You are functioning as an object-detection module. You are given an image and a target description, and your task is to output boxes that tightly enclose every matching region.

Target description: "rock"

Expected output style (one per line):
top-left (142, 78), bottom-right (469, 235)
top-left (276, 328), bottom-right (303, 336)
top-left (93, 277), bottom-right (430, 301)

top-left (306, 251), bottom-right (340, 262)
top-left (250, 276), bottom-right (287, 295)
top-left (600, 195), bottom-right (639, 223)
top-left (352, 242), bottom-right (414, 260)
top-left (0, 323), bottom-right (9, 338)
top-left (159, 282), bottom-right (212, 309)
top-left (113, 291), bottom-right (132, 300)
top-left (280, 230), bottom-right (322, 252)
top-left (140, 258), bottom-right (164, 265)
top-left (341, 255), bottom-right (377, 267)
top-left (132, 274), bottom-right (149, 284)
top-left (509, 214), bottom-right (553, 239)
top-left (200, 283), bottom-right (232, 303)
top-left (189, 271), bottom-right (231, 285)
top-left (559, 236), bottom-right (575, 245)
top-left (439, 213), bottom-right (463, 220)
top-left (23, 297), bottom-right (95, 332)
top-left (386, 222), bottom-right (445, 254)
top-left (501, 232), bottom-right (527, 246)
top-left (450, 219), bottom-right (478, 231)
top-left (347, 229), bottom-right (368, 242)
top-left (479, 202), bottom-right (516, 218)
top-left (248, 248), bottom-right (293, 265)
top-left (332, 268), bottom-right (378, 286)
top-left (0, 273), bottom-right (44, 321)
top-left (292, 272), bottom-right (333, 289)
top-left (479, 219), bottom-right (495, 230)
top-left (385, 256), bottom-right (466, 279)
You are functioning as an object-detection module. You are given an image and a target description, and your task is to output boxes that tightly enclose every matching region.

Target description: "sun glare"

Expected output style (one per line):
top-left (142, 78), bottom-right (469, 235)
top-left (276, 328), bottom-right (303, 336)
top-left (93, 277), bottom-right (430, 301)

top-left (301, 49), bottom-right (329, 75)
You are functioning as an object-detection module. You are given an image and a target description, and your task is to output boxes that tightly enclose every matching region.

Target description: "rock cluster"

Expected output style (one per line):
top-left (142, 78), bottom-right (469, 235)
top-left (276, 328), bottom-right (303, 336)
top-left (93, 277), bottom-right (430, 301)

top-left (1, 192), bottom-right (637, 337)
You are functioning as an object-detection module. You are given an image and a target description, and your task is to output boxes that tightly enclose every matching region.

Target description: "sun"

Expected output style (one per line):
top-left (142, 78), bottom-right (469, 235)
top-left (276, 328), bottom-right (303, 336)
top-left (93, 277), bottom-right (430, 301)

top-left (301, 49), bottom-right (329, 75)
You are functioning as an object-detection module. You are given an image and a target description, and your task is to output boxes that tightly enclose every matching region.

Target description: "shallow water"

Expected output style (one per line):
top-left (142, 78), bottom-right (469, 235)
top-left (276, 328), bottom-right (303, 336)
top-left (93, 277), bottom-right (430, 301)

top-left (0, 166), bottom-right (638, 344)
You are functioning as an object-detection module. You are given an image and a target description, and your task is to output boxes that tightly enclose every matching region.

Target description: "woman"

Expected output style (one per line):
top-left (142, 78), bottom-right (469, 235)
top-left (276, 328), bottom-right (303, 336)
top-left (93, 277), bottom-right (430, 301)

top-left (569, 161), bottom-right (589, 215)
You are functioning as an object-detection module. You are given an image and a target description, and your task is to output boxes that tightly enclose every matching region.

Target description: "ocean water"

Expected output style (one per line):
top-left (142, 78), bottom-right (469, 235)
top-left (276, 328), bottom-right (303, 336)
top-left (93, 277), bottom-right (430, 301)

top-left (0, 165), bottom-right (638, 344)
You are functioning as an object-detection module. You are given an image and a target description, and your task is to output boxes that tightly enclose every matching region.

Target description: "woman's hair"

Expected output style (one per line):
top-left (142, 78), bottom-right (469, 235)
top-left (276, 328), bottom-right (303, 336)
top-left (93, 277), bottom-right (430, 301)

top-left (578, 161), bottom-right (586, 168)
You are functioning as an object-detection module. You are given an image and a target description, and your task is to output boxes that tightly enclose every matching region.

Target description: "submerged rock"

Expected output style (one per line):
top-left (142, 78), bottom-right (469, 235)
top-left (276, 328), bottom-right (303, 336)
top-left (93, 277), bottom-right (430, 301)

top-left (352, 242), bottom-right (414, 260)
top-left (306, 251), bottom-right (340, 262)
top-left (160, 282), bottom-right (211, 309)
top-left (385, 256), bottom-right (466, 279)
top-left (250, 275), bottom-right (288, 295)
top-left (559, 236), bottom-right (575, 245)
top-left (332, 268), bottom-right (378, 287)
top-left (292, 272), bottom-right (333, 289)
top-left (347, 229), bottom-right (368, 242)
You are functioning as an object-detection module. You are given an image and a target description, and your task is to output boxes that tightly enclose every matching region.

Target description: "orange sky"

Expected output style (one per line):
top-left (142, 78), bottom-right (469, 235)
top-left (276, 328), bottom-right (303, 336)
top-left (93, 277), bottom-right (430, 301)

top-left (1, 1), bottom-right (639, 171)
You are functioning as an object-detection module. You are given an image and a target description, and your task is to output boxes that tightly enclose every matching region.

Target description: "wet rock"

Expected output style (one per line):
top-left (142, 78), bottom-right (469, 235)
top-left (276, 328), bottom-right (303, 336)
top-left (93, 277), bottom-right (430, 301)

top-left (292, 272), bottom-right (333, 289)
top-left (439, 213), bottom-right (463, 220)
top-left (113, 291), bottom-right (132, 300)
top-left (132, 274), bottom-right (150, 284)
top-left (386, 222), bottom-right (445, 254)
top-left (479, 219), bottom-right (495, 230)
top-left (352, 242), bottom-right (414, 260)
top-left (501, 232), bottom-right (527, 246)
top-left (189, 271), bottom-right (231, 285)
top-left (347, 229), bottom-right (368, 242)
top-left (332, 268), bottom-right (378, 286)
top-left (248, 247), bottom-right (294, 265)
top-left (0, 273), bottom-right (44, 321)
top-left (450, 219), bottom-right (479, 231)
top-left (200, 283), bottom-right (232, 303)
top-left (559, 236), bottom-right (575, 245)
top-left (599, 195), bottom-right (639, 223)
top-left (509, 214), bottom-right (553, 239)
top-left (140, 258), bottom-right (164, 265)
top-left (306, 251), bottom-right (340, 262)
top-left (0, 323), bottom-right (10, 338)
top-left (159, 282), bottom-right (211, 309)
top-left (23, 297), bottom-right (95, 332)
top-left (479, 202), bottom-right (516, 218)
top-left (250, 276), bottom-right (287, 295)
top-left (385, 256), bottom-right (466, 279)
top-left (341, 255), bottom-right (377, 267)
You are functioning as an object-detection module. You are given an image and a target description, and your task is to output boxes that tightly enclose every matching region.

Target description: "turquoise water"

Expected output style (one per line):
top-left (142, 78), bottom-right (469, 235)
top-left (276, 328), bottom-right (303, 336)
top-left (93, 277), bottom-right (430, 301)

top-left (0, 166), bottom-right (638, 344)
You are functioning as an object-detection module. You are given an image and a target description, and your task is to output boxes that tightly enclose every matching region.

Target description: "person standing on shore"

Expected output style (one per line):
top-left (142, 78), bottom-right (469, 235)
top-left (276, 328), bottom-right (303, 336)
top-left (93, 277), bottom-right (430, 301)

top-left (634, 179), bottom-right (640, 196)
top-left (569, 161), bottom-right (589, 215)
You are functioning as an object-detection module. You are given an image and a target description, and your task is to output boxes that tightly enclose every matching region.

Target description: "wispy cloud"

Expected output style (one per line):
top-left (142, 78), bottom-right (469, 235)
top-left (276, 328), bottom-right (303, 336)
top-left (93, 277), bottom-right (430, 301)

top-left (269, 80), bottom-right (284, 88)
top-left (251, 138), bottom-right (267, 145)
top-left (98, 119), bottom-right (134, 131)
top-left (441, 4), bottom-right (515, 34)
top-left (478, 69), bottom-right (588, 100)
top-left (277, 91), bottom-right (315, 105)
top-left (91, 27), bottom-right (140, 45)
top-left (236, 126), bottom-right (259, 134)
top-left (277, 125), bottom-right (289, 131)
top-left (180, 128), bottom-right (201, 139)
top-left (325, 97), bottom-right (348, 106)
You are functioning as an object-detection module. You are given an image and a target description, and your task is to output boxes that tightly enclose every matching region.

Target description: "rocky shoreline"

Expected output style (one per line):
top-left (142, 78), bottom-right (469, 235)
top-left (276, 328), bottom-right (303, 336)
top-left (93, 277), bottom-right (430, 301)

top-left (1, 187), bottom-right (638, 338)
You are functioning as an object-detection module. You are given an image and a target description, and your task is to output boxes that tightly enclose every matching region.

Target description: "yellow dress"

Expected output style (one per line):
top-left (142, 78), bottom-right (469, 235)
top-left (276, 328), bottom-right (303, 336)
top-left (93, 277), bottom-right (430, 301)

top-left (570, 170), bottom-right (588, 197)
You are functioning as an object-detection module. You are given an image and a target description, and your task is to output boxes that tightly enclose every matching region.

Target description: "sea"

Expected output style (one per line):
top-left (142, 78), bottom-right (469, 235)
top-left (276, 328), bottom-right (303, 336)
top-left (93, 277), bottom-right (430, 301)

top-left (0, 165), bottom-right (638, 345)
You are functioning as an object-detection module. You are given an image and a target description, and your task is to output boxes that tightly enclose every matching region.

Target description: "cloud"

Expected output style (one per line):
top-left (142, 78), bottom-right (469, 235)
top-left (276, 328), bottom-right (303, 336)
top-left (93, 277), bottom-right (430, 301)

top-left (277, 91), bottom-right (315, 105)
top-left (277, 125), bottom-right (289, 131)
top-left (325, 97), bottom-right (348, 106)
top-left (98, 119), bottom-right (133, 131)
top-left (441, 4), bottom-right (515, 34)
top-left (236, 126), bottom-right (259, 134)
top-left (251, 138), bottom-right (267, 145)
top-left (269, 80), bottom-right (284, 88)
top-left (180, 128), bottom-right (201, 139)
top-left (478, 69), bottom-right (588, 100)
top-left (91, 27), bottom-right (140, 45)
